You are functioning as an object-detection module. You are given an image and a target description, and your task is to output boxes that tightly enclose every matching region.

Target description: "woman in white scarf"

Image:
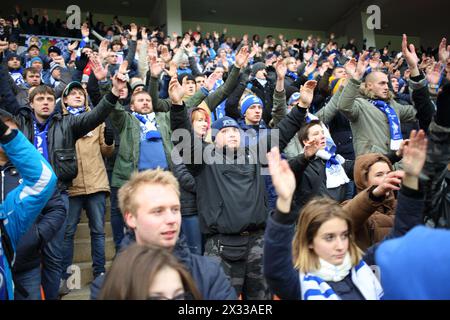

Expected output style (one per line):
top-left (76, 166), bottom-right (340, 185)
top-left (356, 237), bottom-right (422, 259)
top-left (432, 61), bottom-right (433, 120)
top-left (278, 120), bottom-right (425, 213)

top-left (264, 131), bottom-right (426, 299)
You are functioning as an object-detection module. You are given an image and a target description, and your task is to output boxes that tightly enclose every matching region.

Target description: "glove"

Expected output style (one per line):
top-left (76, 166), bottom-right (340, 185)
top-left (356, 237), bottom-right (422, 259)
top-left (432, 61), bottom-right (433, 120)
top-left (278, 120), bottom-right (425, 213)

top-left (104, 123), bottom-right (114, 146)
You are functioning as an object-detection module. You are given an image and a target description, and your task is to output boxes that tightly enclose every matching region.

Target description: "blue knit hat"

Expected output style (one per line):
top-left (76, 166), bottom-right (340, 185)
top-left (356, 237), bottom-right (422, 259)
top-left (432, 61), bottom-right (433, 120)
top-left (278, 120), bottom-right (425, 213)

top-left (30, 57), bottom-right (43, 65)
top-left (240, 95), bottom-right (263, 116)
top-left (211, 116), bottom-right (240, 141)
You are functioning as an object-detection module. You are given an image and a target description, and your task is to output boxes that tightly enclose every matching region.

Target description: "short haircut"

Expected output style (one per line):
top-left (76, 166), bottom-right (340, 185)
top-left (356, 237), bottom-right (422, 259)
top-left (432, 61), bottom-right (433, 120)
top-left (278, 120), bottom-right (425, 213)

top-left (298, 120), bottom-right (322, 147)
top-left (130, 90), bottom-right (151, 106)
top-left (292, 197), bottom-right (362, 273)
top-left (365, 70), bottom-right (388, 83)
top-left (29, 85), bottom-right (56, 102)
top-left (118, 169), bottom-right (180, 217)
top-left (23, 67), bottom-right (40, 78)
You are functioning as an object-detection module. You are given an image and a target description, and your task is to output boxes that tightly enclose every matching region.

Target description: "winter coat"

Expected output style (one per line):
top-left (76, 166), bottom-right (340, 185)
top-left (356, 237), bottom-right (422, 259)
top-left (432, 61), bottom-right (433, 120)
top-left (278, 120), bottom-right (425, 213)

top-left (90, 233), bottom-right (237, 300)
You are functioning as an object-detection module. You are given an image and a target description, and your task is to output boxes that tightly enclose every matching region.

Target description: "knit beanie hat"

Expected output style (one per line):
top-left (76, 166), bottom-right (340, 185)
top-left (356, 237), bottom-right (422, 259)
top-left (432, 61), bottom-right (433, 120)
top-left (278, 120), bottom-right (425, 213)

top-left (240, 95), bottom-right (263, 116)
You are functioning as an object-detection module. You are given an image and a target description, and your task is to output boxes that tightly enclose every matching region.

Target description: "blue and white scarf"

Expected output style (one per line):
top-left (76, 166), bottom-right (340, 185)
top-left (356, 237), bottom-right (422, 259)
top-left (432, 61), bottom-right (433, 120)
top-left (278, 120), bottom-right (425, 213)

top-left (66, 106), bottom-right (86, 116)
top-left (299, 255), bottom-right (383, 300)
top-left (286, 71), bottom-right (299, 82)
top-left (33, 119), bottom-right (51, 161)
top-left (132, 112), bottom-right (162, 141)
top-left (369, 100), bottom-right (403, 150)
top-left (306, 113), bottom-right (349, 188)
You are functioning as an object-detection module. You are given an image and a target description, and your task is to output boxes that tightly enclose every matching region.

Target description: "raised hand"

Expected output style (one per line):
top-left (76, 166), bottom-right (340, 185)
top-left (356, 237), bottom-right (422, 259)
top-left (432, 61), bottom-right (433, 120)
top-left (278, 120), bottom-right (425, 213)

top-left (90, 55), bottom-right (108, 81)
top-left (165, 60), bottom-right (178, 78)
top-left (304, 61), bottom-right (317, 77)
top-left (438, 38), bottom-right (450, 64)
top-left (149, 56), bottom-right (164, 77)
top-left (234, 45), bottom-right (249, 68)
top-left (426, 63), bottom-right (442, 85)
top-left (168, 76), bottom-right (185, 105)
top-left (372, 171), bottom-right (404, 197)
top-left (160, 45), bottom-right (172, 63)
top-left (267, 147), bottom-right (296, 213)
top-left (128, 23), bottom-right (138, 40)
top-left (353, 51), bottom-right (370, 80)
top-left (68, 40), bottom-right (79, 52)
top-left (52, 55), bottom-right (66, 68)
top-left (275, 58), bottom-right (287, 79)
top-left (111, 61), bottom-right (129, 96)
top-left (402, 129), bottom-right (427, 177)
top-left (303, 139), bottom-right (320, 159)
top-left (298, 80), bottom-right (317, 108)
top-left (204, 72), bottom-right (221, 91)
top-left (344, 58), bottom-right (357, 78)
top-left (402, 34), bottom-right (419, 76)
top-left (98, 40), bottom-right (109, 60)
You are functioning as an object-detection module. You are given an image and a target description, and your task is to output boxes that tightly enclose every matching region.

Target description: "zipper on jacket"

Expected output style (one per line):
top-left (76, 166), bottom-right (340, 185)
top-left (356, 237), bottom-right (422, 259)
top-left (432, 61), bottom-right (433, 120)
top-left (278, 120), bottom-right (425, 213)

top-left (1, 170), bottom-right (5, 203)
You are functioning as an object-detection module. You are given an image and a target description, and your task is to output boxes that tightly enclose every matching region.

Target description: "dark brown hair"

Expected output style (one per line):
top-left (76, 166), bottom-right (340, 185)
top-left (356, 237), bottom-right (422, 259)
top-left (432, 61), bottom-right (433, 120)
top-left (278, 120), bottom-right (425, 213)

top-left (98, 244), bottom-right (201, 300)
top-left (298, 120), bottom-right (322, 147)
top-left (29, 85), bottom-right (55, 103)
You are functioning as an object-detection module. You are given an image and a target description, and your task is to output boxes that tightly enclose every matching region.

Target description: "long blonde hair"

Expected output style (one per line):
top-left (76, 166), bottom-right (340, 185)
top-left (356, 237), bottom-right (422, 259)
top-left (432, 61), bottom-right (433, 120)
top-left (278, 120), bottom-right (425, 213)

top-left (292, 197), bottom-right (363, 273)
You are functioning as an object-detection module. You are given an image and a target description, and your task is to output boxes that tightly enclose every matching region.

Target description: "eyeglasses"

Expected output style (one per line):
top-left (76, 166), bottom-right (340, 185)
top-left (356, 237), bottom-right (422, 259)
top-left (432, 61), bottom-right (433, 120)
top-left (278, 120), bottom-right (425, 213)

top-left (147, 292), bottom-right (194, 301)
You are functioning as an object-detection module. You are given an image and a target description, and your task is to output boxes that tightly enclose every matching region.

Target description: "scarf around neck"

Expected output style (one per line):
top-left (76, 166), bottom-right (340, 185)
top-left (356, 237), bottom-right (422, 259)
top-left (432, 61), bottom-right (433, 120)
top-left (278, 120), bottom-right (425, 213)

top-left (132, 112), bottom-right (162, 141)
top-left (369, 99), bottom-right (403, 150)
top-left (299, 253), bottom-right (384, 300)
top-left (306, 113), bottom-right (349, 188)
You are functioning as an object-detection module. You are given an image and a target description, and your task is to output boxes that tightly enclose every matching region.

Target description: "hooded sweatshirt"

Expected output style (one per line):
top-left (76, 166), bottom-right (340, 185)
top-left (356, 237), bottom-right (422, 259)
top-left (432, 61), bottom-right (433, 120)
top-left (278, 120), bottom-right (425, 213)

top-left (351, 153), bottom-right (396, 250)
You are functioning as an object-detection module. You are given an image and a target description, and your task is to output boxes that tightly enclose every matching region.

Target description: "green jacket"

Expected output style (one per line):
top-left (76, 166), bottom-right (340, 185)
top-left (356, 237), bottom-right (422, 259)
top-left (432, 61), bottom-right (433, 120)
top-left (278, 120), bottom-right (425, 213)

top-left (337, 78), bottom-right (426, 156)
top-left (109, 104), bottom-right (173, 188)
top-left (151, 65), bottom-right (242, 113)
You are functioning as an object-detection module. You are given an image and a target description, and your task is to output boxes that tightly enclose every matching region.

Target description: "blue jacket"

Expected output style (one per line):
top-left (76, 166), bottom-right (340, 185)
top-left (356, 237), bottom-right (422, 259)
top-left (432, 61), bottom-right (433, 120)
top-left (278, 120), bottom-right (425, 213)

top-left (90, 233), bottom-right (237, 300)
top-left (263, 185), bottom-right (424, 300)
top-left (376, 226), bottom-right (450, 299)
top-left (0, 162), bottom-right (65, 275)
top-left (0, 130), bottom-right (57, 300)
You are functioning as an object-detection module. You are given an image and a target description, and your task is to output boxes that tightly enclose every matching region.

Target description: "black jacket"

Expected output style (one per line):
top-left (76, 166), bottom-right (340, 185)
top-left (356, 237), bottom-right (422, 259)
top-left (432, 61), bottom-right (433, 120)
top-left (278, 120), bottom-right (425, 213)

top-left (249, 78), bottom-right (275, 125)
top-left (171, 102), bottom-right (307, 235)
top-left (172, 162), bottom-right (198, 216)
top-left (289, 154), bottom-right (354, 219)
top-left (90, 233), bottom-right (237, 300)
top-left (0, 72), bottom-right (119, 190)
top-left (0, 162), bottom-right (65, 274)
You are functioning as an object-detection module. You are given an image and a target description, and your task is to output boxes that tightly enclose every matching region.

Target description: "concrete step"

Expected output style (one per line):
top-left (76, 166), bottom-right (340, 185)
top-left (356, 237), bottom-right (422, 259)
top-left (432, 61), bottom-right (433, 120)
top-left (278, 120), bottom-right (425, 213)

top-left (75, 222), bottom-right (113, 240)
top-left (61, 286), bottom-right (91, 301)
top-left (73, 237), bottom-right (115, 264)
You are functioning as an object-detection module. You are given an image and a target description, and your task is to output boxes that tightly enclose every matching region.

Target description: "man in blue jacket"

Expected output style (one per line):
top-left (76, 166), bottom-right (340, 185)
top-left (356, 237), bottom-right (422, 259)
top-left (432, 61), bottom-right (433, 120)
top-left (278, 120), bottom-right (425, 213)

top-left (0, 115), bottom-right (57, 300)
top-left (90, 169), bottom-right (236, 300)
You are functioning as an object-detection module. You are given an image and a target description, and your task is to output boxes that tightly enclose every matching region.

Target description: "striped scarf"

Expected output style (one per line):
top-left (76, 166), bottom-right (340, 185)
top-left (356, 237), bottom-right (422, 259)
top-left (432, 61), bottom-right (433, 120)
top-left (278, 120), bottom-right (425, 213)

top-left (306, 113), bottom-right (349, 188)
top-left (299, 257), bottom-right (383, 300)
top-left (132, 112), bottom-right (161, 141)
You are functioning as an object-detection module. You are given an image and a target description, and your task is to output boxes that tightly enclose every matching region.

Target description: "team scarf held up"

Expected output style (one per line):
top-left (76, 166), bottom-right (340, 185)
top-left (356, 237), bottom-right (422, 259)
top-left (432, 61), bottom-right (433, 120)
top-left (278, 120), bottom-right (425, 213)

top-left (299, 253), bottom-right (384, 300)
top-left (369, 100), bottom-right (403, 150)
top-left (305, 113), bottom-right (349, 189)
top-left (132, 112), bottom-right (162, 141)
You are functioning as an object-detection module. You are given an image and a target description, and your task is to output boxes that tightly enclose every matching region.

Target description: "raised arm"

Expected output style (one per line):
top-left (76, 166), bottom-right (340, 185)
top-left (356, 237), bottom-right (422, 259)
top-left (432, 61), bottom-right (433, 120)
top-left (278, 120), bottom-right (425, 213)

top-left (263, 147), bottom-right (301, 300)
top-left (423, 83), bottom-right (450, 227)
top-left (336, 54), bottom-right (369, 121)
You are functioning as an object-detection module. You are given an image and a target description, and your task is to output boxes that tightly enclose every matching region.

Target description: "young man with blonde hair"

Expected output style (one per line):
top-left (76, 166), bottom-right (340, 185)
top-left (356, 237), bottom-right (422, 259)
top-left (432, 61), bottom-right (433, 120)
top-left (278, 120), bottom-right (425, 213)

top-left (90, 169), bottom-right (236, 300)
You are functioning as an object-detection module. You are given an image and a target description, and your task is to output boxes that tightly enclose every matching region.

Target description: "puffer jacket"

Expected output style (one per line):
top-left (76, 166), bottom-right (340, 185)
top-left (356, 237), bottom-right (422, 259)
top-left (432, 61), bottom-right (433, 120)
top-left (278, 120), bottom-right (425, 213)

top-left (61, 93), bottom-right (114, 197)
top-left (345, 153), bottom-right (397, 250)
